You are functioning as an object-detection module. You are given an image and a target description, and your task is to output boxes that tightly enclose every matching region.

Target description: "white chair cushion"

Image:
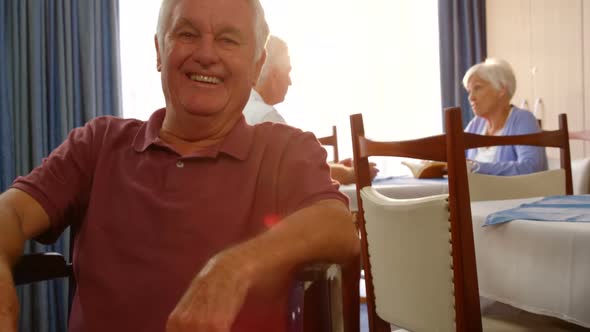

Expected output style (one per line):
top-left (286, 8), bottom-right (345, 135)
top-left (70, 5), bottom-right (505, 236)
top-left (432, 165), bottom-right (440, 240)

top-left (360, 187), bottom-right (455, 332)
top-left (468, 170), bottom-right (566, 202)
top-left (548, 157), bottom-right (590, 194)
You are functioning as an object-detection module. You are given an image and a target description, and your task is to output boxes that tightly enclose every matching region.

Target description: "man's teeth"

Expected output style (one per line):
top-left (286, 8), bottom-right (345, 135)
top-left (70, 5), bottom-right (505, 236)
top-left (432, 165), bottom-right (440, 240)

top-left (189, 74), bottom-right (221, 84)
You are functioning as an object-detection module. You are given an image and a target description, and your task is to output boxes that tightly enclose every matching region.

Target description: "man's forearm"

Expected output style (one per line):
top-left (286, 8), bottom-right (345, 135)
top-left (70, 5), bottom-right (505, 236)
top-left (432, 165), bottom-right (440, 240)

top-left (0, 189), bottom-right (52, 270)
top-left (0, 205), bottom-right (26, 270)
top-left (0, 193), bottom-right (28, 331)
top-left (0, 206), bottom-right (23, 332)
top-left (225, 199), bottom-right (359, 289)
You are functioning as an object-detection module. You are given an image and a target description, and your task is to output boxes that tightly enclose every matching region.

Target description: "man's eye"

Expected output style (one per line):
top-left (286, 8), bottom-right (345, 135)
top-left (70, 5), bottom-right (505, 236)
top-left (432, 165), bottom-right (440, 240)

top-left (219, 37), bottom-right (238, 45)
top-left (179, 32), bottom-right (195, 38)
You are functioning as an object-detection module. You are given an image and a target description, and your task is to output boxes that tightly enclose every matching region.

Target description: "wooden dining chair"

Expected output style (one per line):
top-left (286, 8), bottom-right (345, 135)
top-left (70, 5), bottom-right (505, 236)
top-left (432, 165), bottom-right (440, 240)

top-left (351, 107), bottom-right (483, 331)
top-left (465, 113), bottom-right (573, 202)
top-left (318, 125), bottom-right (339, 163)
top-left (350, 107), bottom-right (565, 332)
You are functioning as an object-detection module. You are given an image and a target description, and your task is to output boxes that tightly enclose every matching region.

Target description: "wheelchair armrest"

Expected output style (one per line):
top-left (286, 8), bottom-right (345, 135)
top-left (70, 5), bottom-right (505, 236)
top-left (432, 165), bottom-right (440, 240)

top-left (13, 252), bottom-right (72, 285)
top-left (295, 263), bottom-right (338, 282)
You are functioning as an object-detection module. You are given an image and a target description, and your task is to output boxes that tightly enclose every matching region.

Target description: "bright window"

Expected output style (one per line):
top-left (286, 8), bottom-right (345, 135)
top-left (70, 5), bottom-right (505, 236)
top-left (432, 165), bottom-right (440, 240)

top-left (119, 0), bottom-right (164, 121)
top-left (120, 1), bottom-right (441, 175)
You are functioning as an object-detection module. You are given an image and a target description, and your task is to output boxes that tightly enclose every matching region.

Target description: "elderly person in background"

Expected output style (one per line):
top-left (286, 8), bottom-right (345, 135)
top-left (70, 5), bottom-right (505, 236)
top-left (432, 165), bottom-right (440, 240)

top-left (243, 35), bottom-right (378, 184)
top-left (463, 58), bottom-right (547, 175)
top-left (243, 35), bottom-right (291, 124)
top-left (0, 0), bottom-right (360, 331)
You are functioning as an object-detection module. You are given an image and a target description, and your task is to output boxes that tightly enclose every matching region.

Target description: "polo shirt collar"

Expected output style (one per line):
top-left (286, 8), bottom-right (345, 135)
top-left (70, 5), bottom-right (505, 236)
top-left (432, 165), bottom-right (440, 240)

top-left (218, 115), bottom-right (253, 161)
top-left (132, 108), bottom-right (254, 161)
top-left (250, 89), bottom-right (264, 103)
top-left (133, 108), bottom-right (166, 153)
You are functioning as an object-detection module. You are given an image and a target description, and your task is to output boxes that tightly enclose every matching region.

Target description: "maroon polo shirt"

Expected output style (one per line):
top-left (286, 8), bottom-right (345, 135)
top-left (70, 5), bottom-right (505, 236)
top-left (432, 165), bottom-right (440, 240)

top-left (12, 109), bottom-right (348, 332)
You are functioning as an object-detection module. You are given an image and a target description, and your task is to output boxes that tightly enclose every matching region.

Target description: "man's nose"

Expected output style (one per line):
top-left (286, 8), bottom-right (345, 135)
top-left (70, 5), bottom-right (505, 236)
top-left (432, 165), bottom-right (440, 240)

top-left (191, 38), bottom-right (219, 66)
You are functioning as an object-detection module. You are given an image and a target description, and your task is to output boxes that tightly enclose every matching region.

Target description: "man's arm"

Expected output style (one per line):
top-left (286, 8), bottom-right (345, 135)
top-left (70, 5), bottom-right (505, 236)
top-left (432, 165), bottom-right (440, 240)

top-left (167, 199), bottom-right (358, 332)
top-left (236, 198), bottom-right (358, 278)
top-left (0, 189), bottom-right (52, 332)
top-left (330, 158), bottom-right (379, 185)
top-left (329, 163), bottom-right (356, 185)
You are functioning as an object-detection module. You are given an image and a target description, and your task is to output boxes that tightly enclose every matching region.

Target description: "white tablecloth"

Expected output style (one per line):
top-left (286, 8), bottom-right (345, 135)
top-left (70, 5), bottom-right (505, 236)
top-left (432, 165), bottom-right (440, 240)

top-left (471, 198), bottom-right (590, 328)
top-left (339, 176), bottom-right (448, 211)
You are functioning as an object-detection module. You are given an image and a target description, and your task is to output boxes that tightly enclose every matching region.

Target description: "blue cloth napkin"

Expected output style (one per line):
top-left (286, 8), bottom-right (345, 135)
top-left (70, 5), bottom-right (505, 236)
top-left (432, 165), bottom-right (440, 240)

top-left (484, 195), bottom-right (590, 226)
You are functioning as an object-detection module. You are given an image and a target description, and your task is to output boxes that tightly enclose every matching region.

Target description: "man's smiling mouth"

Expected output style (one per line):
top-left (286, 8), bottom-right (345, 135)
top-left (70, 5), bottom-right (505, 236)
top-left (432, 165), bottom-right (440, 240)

top-left (189, 74), bottom-right (222, 84)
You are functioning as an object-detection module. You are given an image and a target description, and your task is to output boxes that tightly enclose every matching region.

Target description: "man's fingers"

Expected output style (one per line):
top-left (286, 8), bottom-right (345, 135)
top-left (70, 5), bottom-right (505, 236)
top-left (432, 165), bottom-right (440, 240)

top-left (339, 158), bottom-right (352, 167)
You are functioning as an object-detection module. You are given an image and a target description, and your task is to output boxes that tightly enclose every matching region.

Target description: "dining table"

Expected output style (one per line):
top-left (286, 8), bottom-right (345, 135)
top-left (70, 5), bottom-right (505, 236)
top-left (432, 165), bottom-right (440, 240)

top-left (342, 176), bottom-right (590, 329)
top-left (471, 197), bottom-right (590, 329)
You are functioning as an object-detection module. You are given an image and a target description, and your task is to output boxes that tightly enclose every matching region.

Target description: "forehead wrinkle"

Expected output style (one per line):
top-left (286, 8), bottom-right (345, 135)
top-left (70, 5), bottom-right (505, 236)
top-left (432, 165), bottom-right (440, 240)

top-left (172, 15), bottom-right (252, 44)
top-left (173, 17), bottom-right (196, 30)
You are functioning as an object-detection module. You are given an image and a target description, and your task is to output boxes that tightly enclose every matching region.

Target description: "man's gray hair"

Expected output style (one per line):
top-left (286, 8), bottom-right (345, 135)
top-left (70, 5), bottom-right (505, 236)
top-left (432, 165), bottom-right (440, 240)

top-left (462, 58), bottom-right (517, 99)
top-left (155, 0), bottom-right (270, 60)
top-left (258, 35), bottom-right (288, 83)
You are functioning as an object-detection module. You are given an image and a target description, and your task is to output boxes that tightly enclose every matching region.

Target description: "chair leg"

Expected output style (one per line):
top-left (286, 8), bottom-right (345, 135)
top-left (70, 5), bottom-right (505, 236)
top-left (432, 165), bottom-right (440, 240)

top-left (342, 254), bottom-right (361, 332)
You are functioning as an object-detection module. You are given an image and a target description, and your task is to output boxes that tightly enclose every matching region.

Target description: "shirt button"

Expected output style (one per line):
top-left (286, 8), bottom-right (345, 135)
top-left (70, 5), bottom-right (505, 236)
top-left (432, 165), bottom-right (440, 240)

top-left (176, 161), bottom-right (184, 168)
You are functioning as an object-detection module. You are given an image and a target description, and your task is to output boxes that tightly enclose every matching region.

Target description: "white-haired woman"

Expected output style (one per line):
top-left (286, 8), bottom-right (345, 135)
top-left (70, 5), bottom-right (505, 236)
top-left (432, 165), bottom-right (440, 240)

top-left (463, 58), bottom-right (547, 175)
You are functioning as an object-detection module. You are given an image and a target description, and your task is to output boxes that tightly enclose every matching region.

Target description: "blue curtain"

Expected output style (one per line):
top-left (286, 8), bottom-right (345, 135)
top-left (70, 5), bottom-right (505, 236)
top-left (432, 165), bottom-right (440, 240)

top-left (0, 1), bottom-right (121, 331)
top-left (438, 0), bottom-right (486, 127)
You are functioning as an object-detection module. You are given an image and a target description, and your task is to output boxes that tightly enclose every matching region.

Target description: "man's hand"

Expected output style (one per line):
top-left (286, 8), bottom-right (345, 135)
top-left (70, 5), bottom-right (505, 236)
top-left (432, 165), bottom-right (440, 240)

top-left (166, 251), bottom-right (252, 332)
top-left (337, 158), bottom-right (379, 183)
top-left (0, 261), bottom-right (19, 332)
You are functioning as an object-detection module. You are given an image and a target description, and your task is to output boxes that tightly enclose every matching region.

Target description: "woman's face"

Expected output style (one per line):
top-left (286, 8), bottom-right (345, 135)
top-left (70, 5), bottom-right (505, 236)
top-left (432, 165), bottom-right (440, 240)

top-left (466, 75), bottom-right (505, 118)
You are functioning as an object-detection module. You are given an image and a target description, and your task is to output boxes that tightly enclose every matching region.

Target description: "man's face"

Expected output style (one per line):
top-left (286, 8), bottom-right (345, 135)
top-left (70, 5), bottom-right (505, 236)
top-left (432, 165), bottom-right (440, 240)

top-left (268, 49), bottom-right (292, 105)
top-left (466, 75), bottom-right (504, 118)
top-left (274, 54), bottom-right (292, 104)
top-left (156, 0), bottom-right (265, 119)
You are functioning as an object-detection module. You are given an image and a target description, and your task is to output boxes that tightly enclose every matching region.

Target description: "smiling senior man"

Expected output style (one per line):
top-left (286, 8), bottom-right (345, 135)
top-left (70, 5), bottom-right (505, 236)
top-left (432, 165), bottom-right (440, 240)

top-left (0, 0), bottom-right (359, 331)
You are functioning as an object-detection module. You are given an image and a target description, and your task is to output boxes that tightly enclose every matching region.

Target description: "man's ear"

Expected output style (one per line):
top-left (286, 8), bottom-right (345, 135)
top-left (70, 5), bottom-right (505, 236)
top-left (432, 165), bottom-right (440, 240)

top-left (155, 35), bottom-right (162, 72)
top-left (252, 50), bottom-right (267, 85)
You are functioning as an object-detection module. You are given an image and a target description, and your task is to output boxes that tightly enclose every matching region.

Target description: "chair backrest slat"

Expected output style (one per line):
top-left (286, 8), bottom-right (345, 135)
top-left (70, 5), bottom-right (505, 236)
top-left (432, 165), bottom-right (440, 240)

top-left (318, 125), bottom-right (339, 162)
top-left (358, 135), bottom-right (448, 162)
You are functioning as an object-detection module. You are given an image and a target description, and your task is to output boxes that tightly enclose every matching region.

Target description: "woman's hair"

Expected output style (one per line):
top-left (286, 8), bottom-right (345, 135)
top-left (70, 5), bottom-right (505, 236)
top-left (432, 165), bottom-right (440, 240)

top-left (155, 0), bottom-right (270, 60)
top-left (462, 58), bottom-right (517, 98)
